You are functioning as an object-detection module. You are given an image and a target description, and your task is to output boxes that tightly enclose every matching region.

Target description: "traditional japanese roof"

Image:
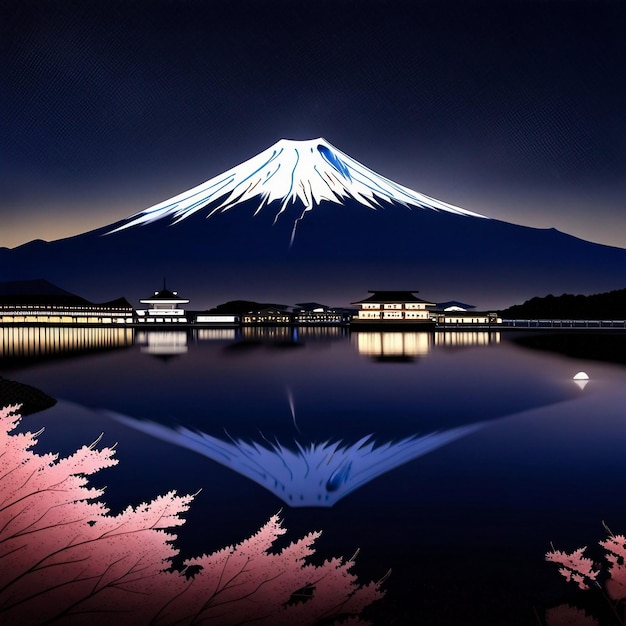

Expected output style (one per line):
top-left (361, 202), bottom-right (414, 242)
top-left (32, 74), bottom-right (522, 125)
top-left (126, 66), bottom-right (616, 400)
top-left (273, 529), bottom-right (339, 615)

top-left (435, 301), bottom-right (476, 311)
top-left (351, 290), bottom-right (435, 305)
top-left (140, 288), bottom-right (189, 304)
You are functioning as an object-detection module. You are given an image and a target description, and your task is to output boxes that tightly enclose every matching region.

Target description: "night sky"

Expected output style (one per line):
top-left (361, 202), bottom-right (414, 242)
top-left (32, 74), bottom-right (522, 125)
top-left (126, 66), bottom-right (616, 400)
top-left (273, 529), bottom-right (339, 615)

top-left (2, 0), bottom-right (625, 250)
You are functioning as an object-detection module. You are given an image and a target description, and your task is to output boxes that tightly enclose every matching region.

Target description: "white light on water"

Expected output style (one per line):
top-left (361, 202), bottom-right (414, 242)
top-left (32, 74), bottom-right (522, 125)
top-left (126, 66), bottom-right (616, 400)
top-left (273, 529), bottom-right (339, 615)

top-left (573, 371), bottom-right (590, 390)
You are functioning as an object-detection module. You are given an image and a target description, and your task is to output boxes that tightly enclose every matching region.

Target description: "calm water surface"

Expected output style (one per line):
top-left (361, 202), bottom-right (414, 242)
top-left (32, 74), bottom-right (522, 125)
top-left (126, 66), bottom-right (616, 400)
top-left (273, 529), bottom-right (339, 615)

top-left (2, 326), bottom-right (626, 625)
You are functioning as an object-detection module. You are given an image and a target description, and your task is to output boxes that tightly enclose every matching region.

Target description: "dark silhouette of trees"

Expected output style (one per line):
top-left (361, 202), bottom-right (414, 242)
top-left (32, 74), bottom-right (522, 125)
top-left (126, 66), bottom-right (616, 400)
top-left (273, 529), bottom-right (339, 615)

top-left (500, 288), bottom-right (626, 320)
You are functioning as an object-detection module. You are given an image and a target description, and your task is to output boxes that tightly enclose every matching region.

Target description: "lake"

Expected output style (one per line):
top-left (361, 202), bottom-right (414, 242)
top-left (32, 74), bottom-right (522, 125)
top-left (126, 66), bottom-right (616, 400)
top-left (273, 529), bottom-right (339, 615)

top-left (2, 326), bottom-right (626, 625)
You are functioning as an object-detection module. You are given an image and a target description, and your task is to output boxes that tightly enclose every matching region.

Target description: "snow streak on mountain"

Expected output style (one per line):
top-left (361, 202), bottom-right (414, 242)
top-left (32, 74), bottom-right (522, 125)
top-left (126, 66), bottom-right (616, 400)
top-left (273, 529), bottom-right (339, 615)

top-left (109, 138), bottom-right (487, 245)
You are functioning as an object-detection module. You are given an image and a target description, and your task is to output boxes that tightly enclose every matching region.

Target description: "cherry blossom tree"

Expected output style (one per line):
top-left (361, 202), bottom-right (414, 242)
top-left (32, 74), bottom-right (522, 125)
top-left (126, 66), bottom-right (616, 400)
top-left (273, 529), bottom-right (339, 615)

top-left (0, 404), bottom-right (385, 625)
top-left (546, 523), bottom-right (626, 625)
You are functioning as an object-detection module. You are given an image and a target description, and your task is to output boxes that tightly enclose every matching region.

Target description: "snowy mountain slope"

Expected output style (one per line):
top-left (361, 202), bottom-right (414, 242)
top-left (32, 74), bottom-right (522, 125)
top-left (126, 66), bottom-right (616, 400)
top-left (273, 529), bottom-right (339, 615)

top-left (2, 138), bottom-right (625, 309)
top-left (109, 138), bottom-right (487, 245)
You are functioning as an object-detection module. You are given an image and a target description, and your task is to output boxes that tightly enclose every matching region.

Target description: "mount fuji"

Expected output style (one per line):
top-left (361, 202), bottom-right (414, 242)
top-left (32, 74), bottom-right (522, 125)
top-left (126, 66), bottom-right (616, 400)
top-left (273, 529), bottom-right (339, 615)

top-left (108, 138), bottom-right (486, 246)
top-left (2, 138), bottom-right (625, 308)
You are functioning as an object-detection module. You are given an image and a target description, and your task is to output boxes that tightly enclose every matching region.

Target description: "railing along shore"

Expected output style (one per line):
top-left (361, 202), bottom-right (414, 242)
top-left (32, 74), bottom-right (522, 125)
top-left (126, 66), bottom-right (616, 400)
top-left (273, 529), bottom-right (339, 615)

top-left (487, 319), bottom-right (625, 329)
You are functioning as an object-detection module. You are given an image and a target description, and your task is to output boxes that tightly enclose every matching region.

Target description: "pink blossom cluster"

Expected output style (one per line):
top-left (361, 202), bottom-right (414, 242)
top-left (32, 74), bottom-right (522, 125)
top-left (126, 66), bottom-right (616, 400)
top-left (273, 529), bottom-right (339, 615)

top-left (545, 546), bottom-right (600, 590)
top-left (546, 526), bottom-right (626, 625)
top-left (0, 405), bottom-right (385, 625)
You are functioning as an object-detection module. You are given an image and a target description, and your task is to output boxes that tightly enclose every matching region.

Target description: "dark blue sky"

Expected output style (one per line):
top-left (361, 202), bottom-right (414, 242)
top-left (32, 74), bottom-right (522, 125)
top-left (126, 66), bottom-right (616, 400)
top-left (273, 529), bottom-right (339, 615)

top-left (2, 0), bottom-right (625, 249)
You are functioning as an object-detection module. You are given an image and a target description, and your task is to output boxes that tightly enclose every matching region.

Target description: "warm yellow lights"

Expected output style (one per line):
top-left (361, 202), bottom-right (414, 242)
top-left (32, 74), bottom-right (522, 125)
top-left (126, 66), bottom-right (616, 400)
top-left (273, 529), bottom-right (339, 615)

top-left (0, 304), bottom-right (133, 325)
top-left (354, 332), bottom-right (432, 357)
top-left (433, 331), bottom-right (501, 347)
top-left (0, 326), bottom-right (133, 359)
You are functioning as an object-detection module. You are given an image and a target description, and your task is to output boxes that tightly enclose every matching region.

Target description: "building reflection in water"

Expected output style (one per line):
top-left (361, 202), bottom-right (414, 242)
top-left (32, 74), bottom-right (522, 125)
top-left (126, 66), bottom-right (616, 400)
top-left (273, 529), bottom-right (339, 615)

top-left (136, 331), bottom-right (188, 356)
top-left (110, 411), bottom-right (483, 507)
top-left (240, 326), bottom-right (298, 342)
top-left (0, 327), bottom-right (502, 365)
top-left (353, 332), bottom-right (433, 361)
top-left (433, 331), bottom-right (501, 348)
top-left (294, 326), bottom-right (348, 341)
top-left (353, 331), bottom-right (501, 361)
top-left (238, 325), bottom-right (348, 343)
top-left (196, 328), bottom-right (237, 341)
top-left (0, 326), bottom-right (134, 362)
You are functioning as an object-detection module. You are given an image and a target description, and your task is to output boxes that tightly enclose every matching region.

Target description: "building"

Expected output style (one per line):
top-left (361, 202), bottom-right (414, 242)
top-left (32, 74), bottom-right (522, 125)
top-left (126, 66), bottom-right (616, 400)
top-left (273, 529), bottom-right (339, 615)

top-left (431, 301), bottom-right (502, 326)
top-left (0, 279), bottom-right (134, 325)
top-left (292, 302), bottom-right (350, 325)
top-left (242, 307), bottom-right (292, 325)
top-left (435, 301), bottom-right (476, 312)
top-left (350, 290), bottom-right (436, 328)
top-left (136, 284), bottom-right (189, 324)
top-left (195, 313), bottom-right (240, 326)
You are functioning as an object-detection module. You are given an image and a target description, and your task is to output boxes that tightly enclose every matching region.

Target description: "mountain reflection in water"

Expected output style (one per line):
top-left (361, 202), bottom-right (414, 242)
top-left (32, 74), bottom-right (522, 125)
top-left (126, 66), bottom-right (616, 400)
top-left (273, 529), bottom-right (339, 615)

top-left (4, 325), bottom-right (625, 625)
top-left (107, 411), bottom-right (483, 507)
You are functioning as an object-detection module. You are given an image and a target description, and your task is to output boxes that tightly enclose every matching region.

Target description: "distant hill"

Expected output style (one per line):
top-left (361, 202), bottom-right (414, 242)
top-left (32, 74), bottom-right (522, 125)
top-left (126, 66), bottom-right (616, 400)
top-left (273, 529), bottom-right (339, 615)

top-left (0, 278), bottom-right (133, 309)
top-left (0, 278), bottom-right (78, 297)
top-left (500, 288), bottom-right (626, 319)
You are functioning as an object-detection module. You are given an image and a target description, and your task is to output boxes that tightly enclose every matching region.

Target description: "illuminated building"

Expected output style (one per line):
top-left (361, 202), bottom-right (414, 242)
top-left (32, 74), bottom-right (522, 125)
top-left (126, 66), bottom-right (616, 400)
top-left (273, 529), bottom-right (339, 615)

top-left (242, 307), bottom-right (292, 325)
top-left (195, 314), bottom-right (239, 326)
top-left (432, 301), bottom-right (502, 326)
top-left (136, 284), bottom-right (189, 324)
top-left (292, 302), bottom-right (351, 325)
top-left (351, 290), bottom-right (436, 328)
top-left (0, 279), bottom-right (133, 325)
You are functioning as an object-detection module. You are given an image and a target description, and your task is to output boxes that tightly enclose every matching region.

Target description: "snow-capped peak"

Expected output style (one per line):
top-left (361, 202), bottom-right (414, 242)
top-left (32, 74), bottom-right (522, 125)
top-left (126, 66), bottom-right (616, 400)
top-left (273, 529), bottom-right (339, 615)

top-left (109, 138), bottom-right (487, 245)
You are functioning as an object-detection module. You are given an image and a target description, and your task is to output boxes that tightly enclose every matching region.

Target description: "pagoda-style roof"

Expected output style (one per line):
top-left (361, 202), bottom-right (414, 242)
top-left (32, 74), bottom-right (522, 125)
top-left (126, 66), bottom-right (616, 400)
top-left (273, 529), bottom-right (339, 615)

top-left (351, 290), bottom-right (435, 305)
top-left (140, 288), bottom-right (189, 304)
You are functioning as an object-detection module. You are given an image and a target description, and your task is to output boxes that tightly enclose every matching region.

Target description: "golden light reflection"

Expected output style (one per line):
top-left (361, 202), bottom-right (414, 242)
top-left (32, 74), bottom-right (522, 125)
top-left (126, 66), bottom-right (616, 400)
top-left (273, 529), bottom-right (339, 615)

top-left (433, 332), bottom-right (501, 347)
top-left (196, 329), bottom-right (237, 341)
top-left (294, 326), bottom-right (347, 340)
top-left (353, 331), bottom-right (502, 359)
top-left (353, 332), bottom-right (432, 359)
top-left (136, 331), bottom-right (188, 355)
top-left (240, 326), bottom-right (297, 342)
top-left (0, 326), bottom-right (134, 359)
